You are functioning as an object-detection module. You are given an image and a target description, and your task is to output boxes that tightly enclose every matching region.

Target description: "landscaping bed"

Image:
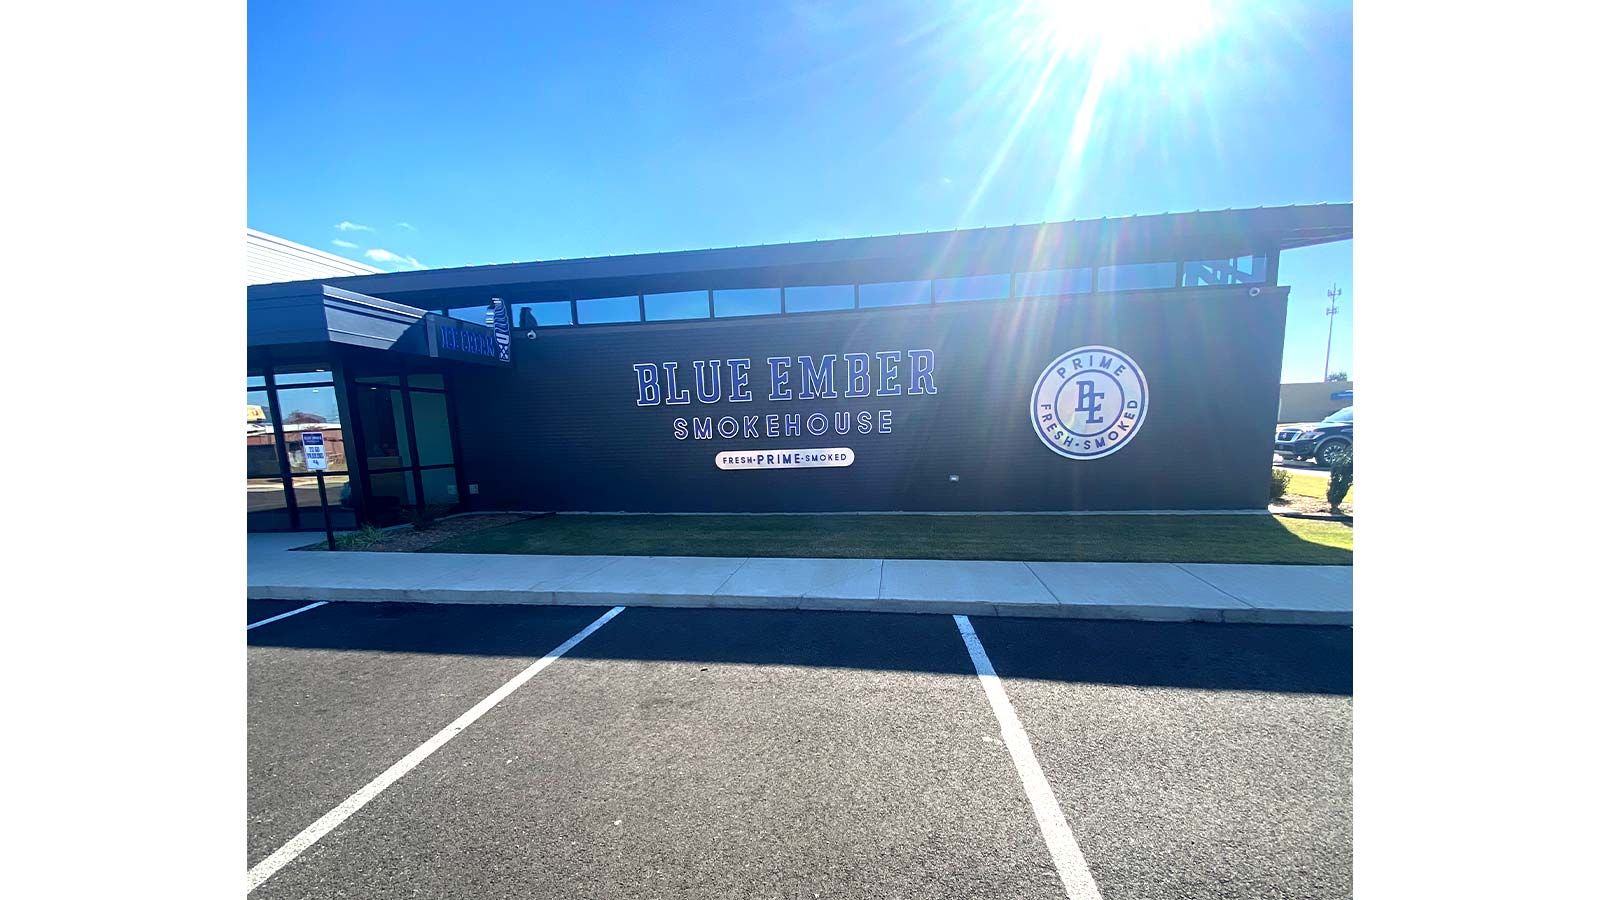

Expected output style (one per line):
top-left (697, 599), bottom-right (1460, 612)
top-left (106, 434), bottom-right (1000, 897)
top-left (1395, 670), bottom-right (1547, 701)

top-left (298, 513), bottom-right (539, 552)
top-left (307, 511), bottom-right (1354, 564)
top-left (1274, 468), bottom-right (1355, 517)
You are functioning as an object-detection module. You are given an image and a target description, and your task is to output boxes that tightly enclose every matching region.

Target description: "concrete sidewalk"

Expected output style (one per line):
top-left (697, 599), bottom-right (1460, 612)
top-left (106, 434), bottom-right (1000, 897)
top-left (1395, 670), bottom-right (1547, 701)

top-left (249, 534), bottom-right (1350, 626)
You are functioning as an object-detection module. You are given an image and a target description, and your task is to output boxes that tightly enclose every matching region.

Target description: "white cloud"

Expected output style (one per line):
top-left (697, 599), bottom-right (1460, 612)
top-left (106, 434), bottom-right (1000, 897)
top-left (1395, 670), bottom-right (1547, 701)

top-left (395, 221), bottom-right (415, 231)
top-left (331, 239), bottom-right (358, 249)
top-left (365, 248), bottom-right (425, 269)
top-left (336, 220), bottom-right (374, 232)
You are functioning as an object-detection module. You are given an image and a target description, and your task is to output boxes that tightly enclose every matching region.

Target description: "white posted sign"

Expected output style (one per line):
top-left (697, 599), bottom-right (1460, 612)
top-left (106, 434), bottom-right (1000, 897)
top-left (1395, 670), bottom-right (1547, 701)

top-left (301, 431), bottom-right (328, 471)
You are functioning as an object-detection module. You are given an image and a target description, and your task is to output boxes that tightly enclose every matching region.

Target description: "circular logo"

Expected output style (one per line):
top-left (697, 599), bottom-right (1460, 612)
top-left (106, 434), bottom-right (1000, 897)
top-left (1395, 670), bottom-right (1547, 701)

top-left (1030, 345), bottom-right (1149, 460)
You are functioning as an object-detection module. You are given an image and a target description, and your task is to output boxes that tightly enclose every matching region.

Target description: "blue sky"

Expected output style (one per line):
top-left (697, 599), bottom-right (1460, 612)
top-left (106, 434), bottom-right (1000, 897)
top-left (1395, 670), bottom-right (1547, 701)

top-left (249, 0), bottom-right (1351, 381)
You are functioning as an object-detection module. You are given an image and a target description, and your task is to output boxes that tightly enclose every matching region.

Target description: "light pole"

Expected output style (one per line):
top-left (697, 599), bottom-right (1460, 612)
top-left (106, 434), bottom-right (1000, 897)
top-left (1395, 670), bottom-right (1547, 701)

top-left (1323, 284), bottom-right (1342, 382)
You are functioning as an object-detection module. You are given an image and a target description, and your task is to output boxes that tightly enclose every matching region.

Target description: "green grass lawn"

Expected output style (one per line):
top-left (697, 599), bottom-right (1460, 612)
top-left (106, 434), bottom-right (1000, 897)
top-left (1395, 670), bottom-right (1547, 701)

top-left (1283, 470), bottom-right (1354, 504)
top-left (421, 513), bottom-right (1351, 565)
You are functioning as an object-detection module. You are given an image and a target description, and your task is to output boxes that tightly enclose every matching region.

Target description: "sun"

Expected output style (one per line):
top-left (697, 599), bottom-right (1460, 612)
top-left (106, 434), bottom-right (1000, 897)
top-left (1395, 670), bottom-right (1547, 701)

top-left (942, 0), bottom-right (1234, 248)
top-left (1017, 0), bottom-right (1220, 66)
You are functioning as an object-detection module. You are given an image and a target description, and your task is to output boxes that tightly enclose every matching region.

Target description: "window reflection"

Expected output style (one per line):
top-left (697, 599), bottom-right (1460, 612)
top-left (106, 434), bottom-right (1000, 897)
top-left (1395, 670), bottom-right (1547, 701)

top-left (297, 487), bottom-right (357, 530)
top-left (273, 366), bottom-right (335, 385)
top-left (1016, 268), bottom-right (1092, 297)
top-left (784, 284), bottom-right (854, 313)
top-left (514, 301), bottom-right (573, 327)
top-left (713, 288), bottom-right (781, 317)
top-left (247, 384), bottom-right (290, 529)
top-left (410, 391), bottom-right (455, 466)
top-left (935, 274), bottom-right (1009, 303)
top-left (355, 383), bottom-right (412, 469)
top-left (1182, 256), bottom-right (1267, 286)
top-left (475, 255), bottom-right (1273, 329)
top-left (287, 473), bottom-right (355, 529)
top-left (1098, 262), bottom-right (1177, 291)
top-left (645, 291), bottom-right (710, 321)
top-left (247, 477), bottom-right (292, 530)
top-left (577, 296), bottom-right (642, 323)
top-left (449, 304), bottom-right (493, 325)
top-left (246, 389), bottom-right (278, 478)
top-left (367, 471), bottom-right (417, 524)
top-left (858, 280), bottom-right (931, 308)
top-left (420, 467), bottom-right (460, 511)
top-left (277, 386), bottom-right (346, 473)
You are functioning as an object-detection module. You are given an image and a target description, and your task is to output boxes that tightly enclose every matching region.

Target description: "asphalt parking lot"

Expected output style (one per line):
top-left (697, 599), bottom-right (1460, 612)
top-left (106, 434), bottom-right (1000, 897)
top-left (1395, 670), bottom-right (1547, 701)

top-left (1274, 458), bottom-right (1333, 478)
top-left (247, 600), bottom-right (1351, 899)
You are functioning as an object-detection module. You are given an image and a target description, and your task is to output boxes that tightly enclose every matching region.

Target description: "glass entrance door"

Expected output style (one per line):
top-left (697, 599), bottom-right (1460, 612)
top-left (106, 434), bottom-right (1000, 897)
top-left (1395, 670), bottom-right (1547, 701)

top-left (350, 371), bottom-right (463, 527)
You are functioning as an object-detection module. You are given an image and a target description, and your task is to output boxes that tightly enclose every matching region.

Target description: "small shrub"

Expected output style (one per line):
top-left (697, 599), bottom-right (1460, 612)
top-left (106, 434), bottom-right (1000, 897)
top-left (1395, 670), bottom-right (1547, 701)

top-left (1269, 468), bottom-right (1292, 502)
top-left (1327, 452), bottom-right (1353, 511)
top-left (336, 524), bottom-right (388, 551)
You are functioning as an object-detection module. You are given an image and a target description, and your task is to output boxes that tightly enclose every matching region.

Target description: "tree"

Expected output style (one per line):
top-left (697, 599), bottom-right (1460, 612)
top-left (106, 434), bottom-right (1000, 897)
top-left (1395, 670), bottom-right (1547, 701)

top-left (1325, 371), bottom-right (1349, 382)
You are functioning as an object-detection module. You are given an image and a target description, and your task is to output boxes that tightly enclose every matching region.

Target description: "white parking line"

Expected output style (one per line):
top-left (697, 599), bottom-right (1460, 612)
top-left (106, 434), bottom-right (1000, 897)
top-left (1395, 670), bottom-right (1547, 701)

top-left (247, 605), bottom-right (627, 892)
top-left (247, 601), bottom-right (328, 630)
top-left (953, 614), bottom-right (1104, 900)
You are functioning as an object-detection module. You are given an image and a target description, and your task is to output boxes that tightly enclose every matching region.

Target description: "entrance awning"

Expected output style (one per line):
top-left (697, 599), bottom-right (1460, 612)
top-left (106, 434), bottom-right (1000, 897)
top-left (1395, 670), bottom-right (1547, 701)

top-left (247, 283), bottom-right (508, 366)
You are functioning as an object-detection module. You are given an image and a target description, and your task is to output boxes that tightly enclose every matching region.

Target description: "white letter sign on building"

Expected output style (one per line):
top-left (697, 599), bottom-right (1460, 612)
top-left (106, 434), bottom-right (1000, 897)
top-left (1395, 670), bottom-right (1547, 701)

top-left (632, 350), bottom-right (936, 471)
top-left (714, 448), bottom-right (855, 471)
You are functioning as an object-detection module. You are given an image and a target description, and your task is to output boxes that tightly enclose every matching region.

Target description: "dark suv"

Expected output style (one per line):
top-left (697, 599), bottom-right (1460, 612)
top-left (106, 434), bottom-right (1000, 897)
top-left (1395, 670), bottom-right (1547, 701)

top-left (1275, 406), bottom-right (1352, 467)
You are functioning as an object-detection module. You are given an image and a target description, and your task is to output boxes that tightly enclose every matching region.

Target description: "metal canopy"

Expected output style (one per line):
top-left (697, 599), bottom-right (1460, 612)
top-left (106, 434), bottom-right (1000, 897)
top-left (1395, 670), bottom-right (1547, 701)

top-left (246, 283), bottom-right (505, 366)
top-left (262, 203), bottom-right (1351, 308)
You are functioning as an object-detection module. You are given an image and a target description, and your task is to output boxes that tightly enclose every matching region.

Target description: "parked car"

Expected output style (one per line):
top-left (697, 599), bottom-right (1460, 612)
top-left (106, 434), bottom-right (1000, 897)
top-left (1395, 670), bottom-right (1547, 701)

top-left (1275, 406), bottom-right (1352, 467)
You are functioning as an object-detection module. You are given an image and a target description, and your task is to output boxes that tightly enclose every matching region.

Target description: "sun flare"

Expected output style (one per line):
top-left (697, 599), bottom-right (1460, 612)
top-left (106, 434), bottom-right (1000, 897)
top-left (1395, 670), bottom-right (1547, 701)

top-left (946, 0), bottom-right (1234, 229)
top-left (1019, 0), bottom-right (1220, 65)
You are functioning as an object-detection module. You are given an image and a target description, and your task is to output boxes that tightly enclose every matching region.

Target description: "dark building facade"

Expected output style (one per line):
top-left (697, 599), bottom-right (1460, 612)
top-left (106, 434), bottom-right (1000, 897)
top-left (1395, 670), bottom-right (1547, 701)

top-left (246, 204), bottom-right (1351, 529)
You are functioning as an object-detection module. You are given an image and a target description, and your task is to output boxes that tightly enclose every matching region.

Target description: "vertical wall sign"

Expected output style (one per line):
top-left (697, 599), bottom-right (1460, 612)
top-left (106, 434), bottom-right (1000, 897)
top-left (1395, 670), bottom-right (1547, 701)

top-left (488, 298), bottom-right (512, 362)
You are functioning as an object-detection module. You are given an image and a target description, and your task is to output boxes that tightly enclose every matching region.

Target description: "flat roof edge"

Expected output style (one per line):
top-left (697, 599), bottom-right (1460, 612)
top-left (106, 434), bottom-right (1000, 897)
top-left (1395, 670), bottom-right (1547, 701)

top-left (258, 203), bottom-right (1351, 299)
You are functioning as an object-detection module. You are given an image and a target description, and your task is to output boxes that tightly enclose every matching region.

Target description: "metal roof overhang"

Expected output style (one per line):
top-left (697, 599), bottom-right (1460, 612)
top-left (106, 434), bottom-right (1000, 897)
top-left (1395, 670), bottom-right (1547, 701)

top-left (241, 204), bottom-right (1349, 315)
top-left (246, 284), bottom-right (505, 366)
top-left (275, 203), bottom-right (1351, 309)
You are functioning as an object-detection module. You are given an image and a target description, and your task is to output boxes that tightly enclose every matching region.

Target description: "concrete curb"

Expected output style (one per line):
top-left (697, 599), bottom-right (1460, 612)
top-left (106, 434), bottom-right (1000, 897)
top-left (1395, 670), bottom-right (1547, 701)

top-left (245, 583), bottom-right (1351, 626)
top-left (249, 540), bottom-right (1351, 627)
